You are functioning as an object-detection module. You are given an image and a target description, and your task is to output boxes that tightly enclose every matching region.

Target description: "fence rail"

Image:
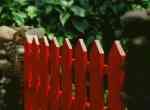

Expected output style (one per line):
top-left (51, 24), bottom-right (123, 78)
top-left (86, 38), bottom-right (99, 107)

top-left (24, 36), bottom-right (126, 110)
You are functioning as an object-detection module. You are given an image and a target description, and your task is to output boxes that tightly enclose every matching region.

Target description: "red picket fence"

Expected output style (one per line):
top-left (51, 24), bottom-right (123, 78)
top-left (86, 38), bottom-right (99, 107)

top-left (24, 36), bottom-right (126, 110)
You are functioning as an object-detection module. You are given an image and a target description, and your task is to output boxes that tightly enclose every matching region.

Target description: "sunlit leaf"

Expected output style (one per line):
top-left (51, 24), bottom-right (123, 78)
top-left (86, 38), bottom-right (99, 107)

top-left (71, 5), bottom-right (86, 17)
top-left (26, 6), bottom-right (38, 19)
top-left (45, 6), bottom-right (53, 14)
top-left (12, 12), bottom-right (27, 26)
top-left (60, 12), bottom-right (71, 26)
top-left (57, 36), bottom-right (64, 46)
top-left (60, 0), bottom-right (74, 8)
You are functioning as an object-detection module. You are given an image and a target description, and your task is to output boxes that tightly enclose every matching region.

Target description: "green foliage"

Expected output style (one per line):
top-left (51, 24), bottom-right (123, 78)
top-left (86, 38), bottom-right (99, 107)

top-left (0, 0), bottom-right (39, 26)
top-left (26, 6), bottom-right (38, 19)
top-left (0, 0), bottom-right (150, 50)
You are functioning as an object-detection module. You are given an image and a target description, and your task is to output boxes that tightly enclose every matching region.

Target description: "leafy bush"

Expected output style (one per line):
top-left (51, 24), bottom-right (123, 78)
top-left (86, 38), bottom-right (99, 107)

top-left (0, 0), bottom-right (150, 51)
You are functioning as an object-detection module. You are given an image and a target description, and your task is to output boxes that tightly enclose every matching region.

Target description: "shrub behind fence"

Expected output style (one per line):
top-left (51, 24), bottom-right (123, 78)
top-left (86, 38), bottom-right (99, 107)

top-left (24, 37), bottom-right (126, 110)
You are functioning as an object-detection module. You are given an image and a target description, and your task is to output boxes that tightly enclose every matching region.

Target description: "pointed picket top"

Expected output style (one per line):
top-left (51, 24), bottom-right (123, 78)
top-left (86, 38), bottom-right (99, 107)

top-left (90, 39), bottom-right (104, 73)
top-left (39, 36), bottom-right (50, 62)
top-left (25, 32), bottom-right (34, 44)
top-left (63, 38), bottom-right (72, 50)
top-left (40, 36), bottom-right (50, 65)
top-left (39, 36), bottom-right (50, 110)
top-left (32, 35), bottom-right (40, 58)
top-left (41, 36), bottom-right (50, 56)
top-left (31, 35), bottom-right (41, 110)
top-left (74, 38), bottom-right (88, 110)
top-left (89, 40), bottom-right (104, 110)
top-left (62, 38), bottom-right (72, 66)
top-left (109, 40), bottom-right (126, 59)
top-left (24, 34), bottom-right (34, 63)
top-left (76, 39), bottom-right (87, 52)
top-left (108, 40), bottom-right (126, 110)
top-left (49, 36), bottom-right (60, 64)
top-left (39, 36), bottom-right (49, 47)
top-left (90, 40), bottom-right (104, 72)
top-left (61, 38), bottom-right (73, 110)
top-left (74, 39), bottom-right (87, 61)
top-left (52, 37), bottom-right (60, 48)
top-left (43, 36), bottom-right (50, 47)
top-left (90, 40), bottom-right (104, 58)
top-left (48, 36), bottom-right (54, 78)
top-left (49, 36), bottom-right (60, 110)
top-left (24, 35), bottom-right (35, 89)
top-left (114, 40), bottom-right (125, 56)
top-left (24, 31), bottom-right (34, 110)
top-left (32, 35), bottom-right (40, 55)
top-left (33, 35), bottom-right (40, 45)
top-left (24, 35), bottom-right (33, 57)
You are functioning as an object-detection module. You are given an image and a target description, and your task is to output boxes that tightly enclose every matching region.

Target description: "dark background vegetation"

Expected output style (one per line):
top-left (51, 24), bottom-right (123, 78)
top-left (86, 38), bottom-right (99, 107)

top-left (0, 0), bottom-right (150, 52)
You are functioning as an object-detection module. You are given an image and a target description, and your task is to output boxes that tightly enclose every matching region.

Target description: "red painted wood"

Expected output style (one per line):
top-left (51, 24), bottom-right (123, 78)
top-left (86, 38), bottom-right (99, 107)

top-left (89, 40), bottom-right (104, 110)
top-left (108, 40), bottom-right (126, 110)
top-left (24, 38), bottom-right (127, 110)
top-left (48, 37), bottom-right (60, 110)
top-left (61, 38), bottom-right (73, 110)
top-left (74, 39), bottom-right (88, 110)
top-left (24, 41), bottom-right (33, 110)
top-left (40, 37), bottom-right (50, 110)
top-left (47, 39), bottom-right (53, 110)
top-left (32, 37), bottom-right (41, 110)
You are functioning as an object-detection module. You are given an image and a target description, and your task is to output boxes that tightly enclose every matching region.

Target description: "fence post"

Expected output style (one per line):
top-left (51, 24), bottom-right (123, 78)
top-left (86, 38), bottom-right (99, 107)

top-left (108, 40), bottom-right (126, 110)
top-left (74, 39), bottom-right (88, 110)
top-left (48, 37), bottom-right (60, 110)
top-left (89, 40), bottom-right (104, 110)
top-left (61, 38), bottom-right (73, 110)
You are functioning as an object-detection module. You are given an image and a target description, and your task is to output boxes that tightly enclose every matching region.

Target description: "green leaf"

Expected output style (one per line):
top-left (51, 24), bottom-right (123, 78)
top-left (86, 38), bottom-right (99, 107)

top-left (132, 4), bottom-right (145, 10)
top-left (57, 36), bottom-right (64, 46)
top-left (96, 32), bottom-right (103, 40)
top-left (60, 12), bottom-right (71, 26)
top-left (71, 6), bottom-right (86, 17)
top-left (73, 19), bottom-right (88, 32)
top-left (0, 7), bottom-right (2, 14)
top-left (26, 6), bottom-right (38, 19)
top-left (47, 32), bottom-right (54, 40)
top-left (14, 0), bottom-right (27, 5)
top-left (45, 0), bottom-right (60, 5)
top-left (12, 12), bottom-right (27, 26)
top-left (64, 32), bottom-right (74, 39)
top-left (55, 7), bottom-right (63, 13)
top-left (60, 0), bottom-right (74, 8)
top-left (45, 6), bottom-right (53, 14)
top-left (86, 35), bottom-right (95, 47)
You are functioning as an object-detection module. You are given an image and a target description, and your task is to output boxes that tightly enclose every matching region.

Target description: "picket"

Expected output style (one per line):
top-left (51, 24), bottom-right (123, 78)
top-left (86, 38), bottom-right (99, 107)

top-left (61, 38), bottom-right (73, 110)
top-left (24, 41), bottom-right (33, 110)
top-left (108, 40), bottom-right (126, 110)
top-left (48, 37), bottom-right (60, 110)
top-left (40, 36), bottom-right (50, 110)
top-left (24, 38), bottom-right (126, 110)
top-left (73, 39), bottom-right (88, 110)
top-left (32, 36), bottom-right (41, 110)
top-left (89, 40), bottom-right (104, 110)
